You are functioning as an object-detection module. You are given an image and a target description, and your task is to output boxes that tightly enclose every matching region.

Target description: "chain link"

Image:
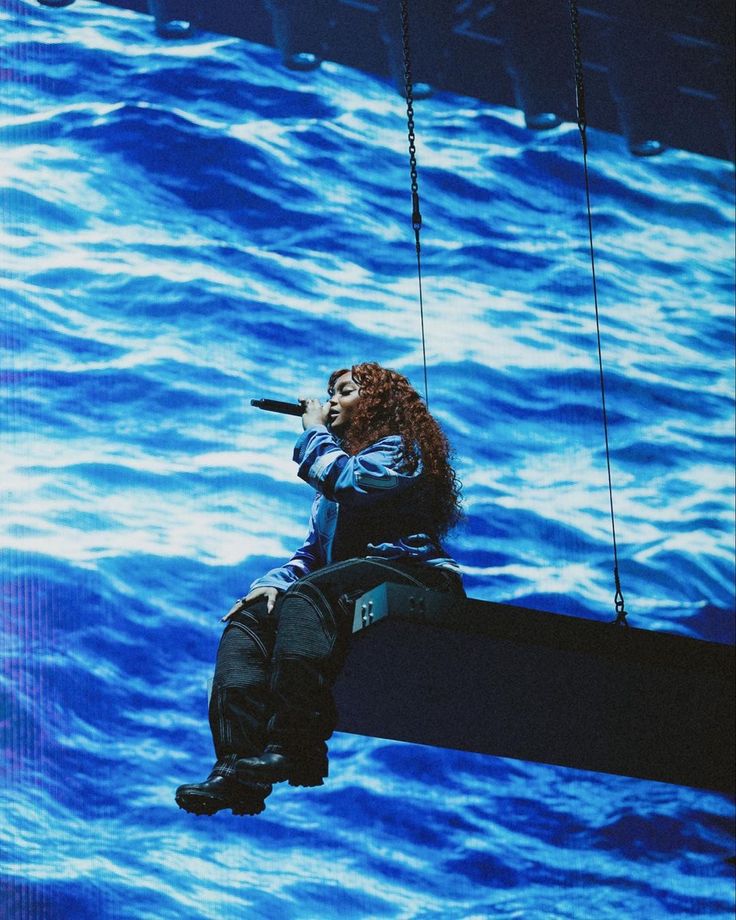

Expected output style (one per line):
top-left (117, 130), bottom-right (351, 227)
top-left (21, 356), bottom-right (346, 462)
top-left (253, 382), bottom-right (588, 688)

top-left (569, 0), bottom-right (588, 154)
top-left (400, 0), bottom-right (422, 230)
top-left (399, 0), bottom-right (428, 407)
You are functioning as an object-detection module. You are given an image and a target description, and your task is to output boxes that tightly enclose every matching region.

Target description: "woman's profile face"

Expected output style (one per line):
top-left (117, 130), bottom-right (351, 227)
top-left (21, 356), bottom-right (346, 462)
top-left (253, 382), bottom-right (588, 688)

top-left (327, 371), bottom-right (360, 434)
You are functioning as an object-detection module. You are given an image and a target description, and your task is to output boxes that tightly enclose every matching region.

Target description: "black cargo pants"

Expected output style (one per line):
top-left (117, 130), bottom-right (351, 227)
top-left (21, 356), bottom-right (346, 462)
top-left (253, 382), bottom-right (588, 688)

top-left (208, 557), bottom-right (463, 776)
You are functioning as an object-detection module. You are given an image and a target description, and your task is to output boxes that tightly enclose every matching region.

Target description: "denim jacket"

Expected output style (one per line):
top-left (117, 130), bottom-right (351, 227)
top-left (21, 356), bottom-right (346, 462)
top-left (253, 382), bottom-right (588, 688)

top-left (249, 425), bottom-right (461, 593)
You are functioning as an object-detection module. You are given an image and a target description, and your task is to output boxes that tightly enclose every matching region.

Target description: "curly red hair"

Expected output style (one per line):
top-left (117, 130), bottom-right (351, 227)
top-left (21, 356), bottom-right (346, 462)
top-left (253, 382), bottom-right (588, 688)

top-left (328, 362), bottom-right (463, 538)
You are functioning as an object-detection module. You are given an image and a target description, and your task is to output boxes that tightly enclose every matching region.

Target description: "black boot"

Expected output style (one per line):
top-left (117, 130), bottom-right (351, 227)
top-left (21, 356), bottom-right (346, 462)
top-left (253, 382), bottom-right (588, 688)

top-left (236, 742), bottom-right (328, 788)
top-left (236, 653), bottom-right (336, 787)
top-left (175, 769), bottom-right (272, 816)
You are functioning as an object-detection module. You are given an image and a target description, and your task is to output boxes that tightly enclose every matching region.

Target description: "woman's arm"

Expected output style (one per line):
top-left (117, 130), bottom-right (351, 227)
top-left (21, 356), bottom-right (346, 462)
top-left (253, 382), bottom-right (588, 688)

top-left (245, 495), bottom-right (326, 593)
top-left (224, 497), bottom-right (325, 619)
top-left (293, 427), bottom-right (420, 505)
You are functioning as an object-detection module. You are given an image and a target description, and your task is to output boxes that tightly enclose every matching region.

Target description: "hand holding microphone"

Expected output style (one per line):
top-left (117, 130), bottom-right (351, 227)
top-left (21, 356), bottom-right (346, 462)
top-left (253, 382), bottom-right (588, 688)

top-left (300, 398), bottom-right (328, 430)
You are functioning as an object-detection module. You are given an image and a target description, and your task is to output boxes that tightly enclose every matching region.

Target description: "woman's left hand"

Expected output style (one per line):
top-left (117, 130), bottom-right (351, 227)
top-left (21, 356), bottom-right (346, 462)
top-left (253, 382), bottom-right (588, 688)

top-left (301, 397), bottom-right (328, 430)
top-left (222, 587), bottom-right (280, 621)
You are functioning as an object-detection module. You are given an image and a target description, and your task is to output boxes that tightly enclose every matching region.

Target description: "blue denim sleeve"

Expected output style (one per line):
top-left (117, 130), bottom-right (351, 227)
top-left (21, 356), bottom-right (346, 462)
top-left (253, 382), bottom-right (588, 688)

top-left (293, 426), bottom-right (421, 505)
top-left (248, 495), bottom-right (325, 592)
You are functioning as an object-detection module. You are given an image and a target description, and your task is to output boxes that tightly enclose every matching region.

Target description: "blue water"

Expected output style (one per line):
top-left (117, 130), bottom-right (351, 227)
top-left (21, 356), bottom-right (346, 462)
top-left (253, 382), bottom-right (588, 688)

top-left (1, 1), bottom-right (734, 917)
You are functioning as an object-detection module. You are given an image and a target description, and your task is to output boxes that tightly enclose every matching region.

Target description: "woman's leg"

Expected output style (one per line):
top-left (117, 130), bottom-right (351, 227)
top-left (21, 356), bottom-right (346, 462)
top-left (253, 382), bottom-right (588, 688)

top-left (237, 558), bottom-right (463, 786)
top-left (175, 597), bottom-right (277, 815)
top-left (208, 597), bottom-right (277, 766)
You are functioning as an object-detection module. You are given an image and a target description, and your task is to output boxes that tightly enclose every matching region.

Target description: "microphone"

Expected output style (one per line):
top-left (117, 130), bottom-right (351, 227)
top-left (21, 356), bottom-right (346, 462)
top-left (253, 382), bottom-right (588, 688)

top-left (250, 398), bottom-right (306, 417)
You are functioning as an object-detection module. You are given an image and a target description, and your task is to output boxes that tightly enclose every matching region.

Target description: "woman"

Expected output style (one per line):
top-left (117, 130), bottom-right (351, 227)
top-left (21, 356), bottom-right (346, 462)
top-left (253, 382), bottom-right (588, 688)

top-left (176, 362), bottom-right (464, 816)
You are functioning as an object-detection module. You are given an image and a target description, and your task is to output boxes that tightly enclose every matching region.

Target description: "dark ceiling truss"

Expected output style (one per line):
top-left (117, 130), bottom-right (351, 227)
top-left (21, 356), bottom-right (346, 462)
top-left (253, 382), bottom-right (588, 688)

top-left (41, 0), bottom-right (734, 161)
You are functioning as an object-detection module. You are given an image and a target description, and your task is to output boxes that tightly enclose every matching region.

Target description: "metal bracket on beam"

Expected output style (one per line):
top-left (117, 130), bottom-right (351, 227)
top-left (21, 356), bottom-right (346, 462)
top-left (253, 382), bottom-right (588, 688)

top-left (352, 582), bottom-right (451, 633)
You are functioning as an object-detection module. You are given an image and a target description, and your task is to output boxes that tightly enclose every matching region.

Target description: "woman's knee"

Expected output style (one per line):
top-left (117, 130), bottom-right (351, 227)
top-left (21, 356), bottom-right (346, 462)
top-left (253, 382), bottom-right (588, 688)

top-left (274, 585), bottom-right (339, 659)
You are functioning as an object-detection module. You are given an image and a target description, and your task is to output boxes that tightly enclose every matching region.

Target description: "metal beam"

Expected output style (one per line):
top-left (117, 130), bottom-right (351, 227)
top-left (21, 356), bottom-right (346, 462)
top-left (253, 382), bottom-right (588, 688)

top-left (334, 583), bottom-right (735, 792)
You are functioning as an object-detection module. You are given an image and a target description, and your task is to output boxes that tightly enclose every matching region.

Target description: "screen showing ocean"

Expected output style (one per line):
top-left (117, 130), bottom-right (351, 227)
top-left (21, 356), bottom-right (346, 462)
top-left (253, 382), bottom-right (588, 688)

top-left (1, 1), bottom-right (734, 918)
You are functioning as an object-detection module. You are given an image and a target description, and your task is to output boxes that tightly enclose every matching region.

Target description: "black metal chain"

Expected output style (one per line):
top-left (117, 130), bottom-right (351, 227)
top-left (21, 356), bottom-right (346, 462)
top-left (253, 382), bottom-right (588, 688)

top-left (399, 0), bottom-right (429, 409)
top-left (569, 0), bottom-right (588, 154)
top-left (400, 0), bottom-right (421, 234)
top-left (569, 0), bottom-right (628, 627)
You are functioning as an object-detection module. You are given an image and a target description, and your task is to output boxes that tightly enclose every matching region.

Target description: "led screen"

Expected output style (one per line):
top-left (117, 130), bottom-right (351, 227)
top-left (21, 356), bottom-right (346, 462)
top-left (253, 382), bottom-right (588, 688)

top-left (2, 2), bottom-right (734, 918)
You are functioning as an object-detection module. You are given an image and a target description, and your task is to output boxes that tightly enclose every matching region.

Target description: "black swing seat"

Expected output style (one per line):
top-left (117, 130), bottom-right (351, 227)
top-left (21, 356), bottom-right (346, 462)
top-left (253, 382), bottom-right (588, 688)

top-left (333, 584), bottom-right (735, 793)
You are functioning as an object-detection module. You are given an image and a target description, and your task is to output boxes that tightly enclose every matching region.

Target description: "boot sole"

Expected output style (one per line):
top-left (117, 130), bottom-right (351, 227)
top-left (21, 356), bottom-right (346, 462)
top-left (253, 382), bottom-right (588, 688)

top-left (175, 787), bottom-right (268, 817)
top-left (236, 762), bottom-right (327, 788)
top-left (288, 777), bottom-right (324, 788)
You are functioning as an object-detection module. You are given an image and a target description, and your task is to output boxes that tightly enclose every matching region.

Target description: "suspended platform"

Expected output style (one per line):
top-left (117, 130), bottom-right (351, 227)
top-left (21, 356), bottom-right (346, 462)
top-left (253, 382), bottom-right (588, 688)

top-left (334, 584), bottom-right (735, 794)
